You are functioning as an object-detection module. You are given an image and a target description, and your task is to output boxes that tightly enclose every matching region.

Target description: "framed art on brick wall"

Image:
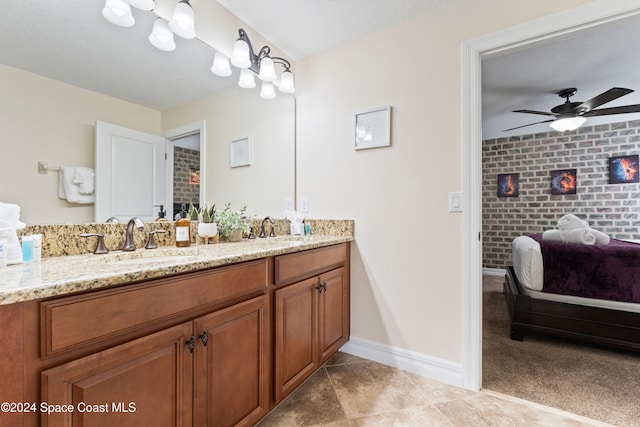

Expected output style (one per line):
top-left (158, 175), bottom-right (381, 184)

top-left (609, 154), bottom-right (639, 184)
top-left (497, 173), bottom-right (519, 197)
top-left (551, 169), bottom-right (577, 195)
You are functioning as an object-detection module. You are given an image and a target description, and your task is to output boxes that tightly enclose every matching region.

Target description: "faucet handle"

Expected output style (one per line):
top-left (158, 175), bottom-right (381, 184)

top-left (146, 230), bottom-right (167, 249)
top-left (80, 233), bottom-right (109, 254)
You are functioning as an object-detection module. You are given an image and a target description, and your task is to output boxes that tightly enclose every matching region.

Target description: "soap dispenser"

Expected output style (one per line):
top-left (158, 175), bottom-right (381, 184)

top-left (175, 204), bottom-right (191, 247)
top-left (155, 205), bottom-right (168, 222)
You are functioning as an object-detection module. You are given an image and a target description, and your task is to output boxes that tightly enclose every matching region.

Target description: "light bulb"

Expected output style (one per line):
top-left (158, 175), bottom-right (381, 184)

top-left (102, 0), bottom-right (134, 27)
top-left (238, 68), bottom-right (256, 89)
top-left (258, 57), bottom-right (276, 82)
top-left (279, 70), bottom-right (295, 94)
top-left (129, 0), bottom-right (154, 10)
top-left (148, 18), bottom-right (176, 52)
top-left (211, 52), bottom-right (232, 77)
top-left (169, 0), bottom-right (196, 39)
top-left (231, 39), bottom-right (251, 69)
top-left (260, 81), bottom-right (276, 100)
top-left (549, 116), bottom-right (587, 132)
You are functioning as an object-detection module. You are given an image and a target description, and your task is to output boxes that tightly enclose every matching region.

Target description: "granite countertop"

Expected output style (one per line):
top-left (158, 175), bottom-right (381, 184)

top-left (0, 235), bottom-right (352, 306)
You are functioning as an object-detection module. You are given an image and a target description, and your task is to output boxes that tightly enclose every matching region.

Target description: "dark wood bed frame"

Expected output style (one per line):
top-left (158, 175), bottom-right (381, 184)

top-left (503, 266), bottom-right (640, 352)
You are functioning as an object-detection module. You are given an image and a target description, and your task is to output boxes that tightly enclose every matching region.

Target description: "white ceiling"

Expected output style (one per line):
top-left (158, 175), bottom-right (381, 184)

top-left (216, 0), bottom-right (447, 60)
top-left (3, 0), bottom-right (640, 134)
top-left (482, 13), bottom-right (640, 140)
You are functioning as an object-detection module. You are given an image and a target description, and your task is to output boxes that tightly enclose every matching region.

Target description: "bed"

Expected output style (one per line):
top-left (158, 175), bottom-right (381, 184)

top-left (504, 233), bottom-right (640, 352)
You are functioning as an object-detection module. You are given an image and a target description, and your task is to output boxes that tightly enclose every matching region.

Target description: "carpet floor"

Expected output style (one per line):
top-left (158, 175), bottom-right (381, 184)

top-left (482, 274), bottom-right (640, 427)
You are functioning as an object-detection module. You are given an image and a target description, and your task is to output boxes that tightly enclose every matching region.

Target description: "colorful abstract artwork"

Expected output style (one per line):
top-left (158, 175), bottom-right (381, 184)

top-left (551, 169), bottom-right (577, 195)
top-left (497, 173), bottom-right (519, 197)
top-left (609, 155), bottom-right (639, 184)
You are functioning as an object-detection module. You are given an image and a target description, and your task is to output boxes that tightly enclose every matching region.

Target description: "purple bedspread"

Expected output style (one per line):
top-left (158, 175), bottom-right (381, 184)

top-left (528, 233), bottom-right (640, 303)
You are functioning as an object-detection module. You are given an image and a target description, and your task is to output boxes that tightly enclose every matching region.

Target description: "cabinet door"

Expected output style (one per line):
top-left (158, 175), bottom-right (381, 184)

top-left (274, 277), bottom-right (319, 403)
top-left (41, 322), bottom-right (193, 427)
top-left (194, 295), bottom-right (270, 427)
top-left (318, 267), bottom-right (349, 364)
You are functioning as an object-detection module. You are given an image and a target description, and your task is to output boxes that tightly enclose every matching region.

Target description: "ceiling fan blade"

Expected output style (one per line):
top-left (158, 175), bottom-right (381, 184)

top-left (575, 87), bottom-right (634, 112)
top-left (503, 119), bottom-right (554, 132)
top-left (583, 104), bottom-right (640, 117)
top-left (513, 109), bottom-right (556, 117)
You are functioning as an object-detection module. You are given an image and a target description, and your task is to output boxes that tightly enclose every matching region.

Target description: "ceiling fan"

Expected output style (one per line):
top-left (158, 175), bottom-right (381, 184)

top-left (504, 87), bottom-right (640, 132)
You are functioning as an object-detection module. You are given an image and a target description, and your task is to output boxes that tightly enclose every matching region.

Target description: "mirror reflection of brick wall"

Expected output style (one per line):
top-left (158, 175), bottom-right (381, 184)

top-left (482, 119), bottom-right (640, 270)
top-left (173, 146), bottom-right (200, 214)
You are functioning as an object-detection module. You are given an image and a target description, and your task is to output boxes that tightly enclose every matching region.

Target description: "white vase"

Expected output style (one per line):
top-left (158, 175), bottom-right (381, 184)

top-left (197, 222), bottom-right (218, 237)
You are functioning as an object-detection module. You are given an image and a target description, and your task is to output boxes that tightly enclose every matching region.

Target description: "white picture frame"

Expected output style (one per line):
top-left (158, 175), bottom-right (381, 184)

top-left (230, 137), bottom-right (251, 168)
top-left (354, 106), bottom-right (391, 150)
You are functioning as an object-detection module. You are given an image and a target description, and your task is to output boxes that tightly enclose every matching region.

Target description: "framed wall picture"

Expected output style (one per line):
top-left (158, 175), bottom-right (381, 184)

top-left (551, 169), bottom-right (577, 195)
top-left (609, 154), bottom-right (639, 184)
top-left (497, 173), bottom-right (519, 197)
top-left (354, 106), bottom-right (391, 150)
top-left (230, 137), bottom-right (251, 168)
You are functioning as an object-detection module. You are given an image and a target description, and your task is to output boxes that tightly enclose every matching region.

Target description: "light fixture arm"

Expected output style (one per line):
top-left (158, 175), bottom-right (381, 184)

top-left (237, 29), bottom-right (291, 74)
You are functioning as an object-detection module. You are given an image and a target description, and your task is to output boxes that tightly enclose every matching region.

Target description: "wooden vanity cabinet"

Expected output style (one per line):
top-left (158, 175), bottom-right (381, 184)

top-left (273, 243), bottom-right (350, 403)
top-left (39, 259), bottom-right (271, 427)
top-left (0, 243), bottom-right (349, 427)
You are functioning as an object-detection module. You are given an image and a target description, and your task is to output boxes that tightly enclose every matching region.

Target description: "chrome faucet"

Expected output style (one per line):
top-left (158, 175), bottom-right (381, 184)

top-left (122, 217), bottom-right (145, 251)
top-left (259, 216), bottom-right (276, 238)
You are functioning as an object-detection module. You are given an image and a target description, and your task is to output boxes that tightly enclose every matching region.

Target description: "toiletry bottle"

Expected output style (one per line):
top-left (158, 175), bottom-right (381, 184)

top-left (175, 204), bottom-right (191, 247)
top-left (155, 204), bottom-right (168, 222)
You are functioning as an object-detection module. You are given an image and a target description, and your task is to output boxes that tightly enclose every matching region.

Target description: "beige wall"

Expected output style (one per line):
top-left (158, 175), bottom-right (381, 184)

top-left (161, 86), bottom-right (295, 218)
top-left (295, 0), bottom-right (592, 363)
top-left (0, 64), bottom-right (160, 225)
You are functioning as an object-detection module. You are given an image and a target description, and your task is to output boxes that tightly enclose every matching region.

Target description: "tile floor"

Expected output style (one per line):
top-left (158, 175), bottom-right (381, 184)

top-left (257, 352), bottom-right (611, 427)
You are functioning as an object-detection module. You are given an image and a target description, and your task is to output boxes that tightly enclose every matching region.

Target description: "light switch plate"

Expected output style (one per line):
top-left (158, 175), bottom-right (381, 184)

top-left (448, 192), bottom-right (463, 212)
top-left (300, 197), bottom-right (309, 213)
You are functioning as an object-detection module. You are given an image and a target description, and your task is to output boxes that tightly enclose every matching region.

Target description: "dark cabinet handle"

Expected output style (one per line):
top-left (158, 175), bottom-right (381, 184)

top-left (186, 336), bottom-right (196, 353)
top-left (199, 330), bottom-right (209, 347)
top-left (315, 283), bottom-right (328, 293)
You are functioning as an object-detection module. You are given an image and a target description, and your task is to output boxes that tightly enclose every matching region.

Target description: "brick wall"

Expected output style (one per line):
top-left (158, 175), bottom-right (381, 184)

top-left (482, 119), bottom-right (640, 269)
top-left (173, 146), bottom-right (200, 210)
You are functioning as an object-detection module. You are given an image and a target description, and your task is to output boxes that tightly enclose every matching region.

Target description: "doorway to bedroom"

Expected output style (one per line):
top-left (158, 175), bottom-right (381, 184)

top-left (474, 7), bottom-right (640, 427)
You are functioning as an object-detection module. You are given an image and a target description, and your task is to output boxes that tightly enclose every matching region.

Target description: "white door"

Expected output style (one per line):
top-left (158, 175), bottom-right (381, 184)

top-left (95, 121), bottom-right (169, 223)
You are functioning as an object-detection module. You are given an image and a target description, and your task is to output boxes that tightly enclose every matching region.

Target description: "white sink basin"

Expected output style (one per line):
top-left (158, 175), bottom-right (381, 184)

top-left (93, 247), bottom-right (201, 265)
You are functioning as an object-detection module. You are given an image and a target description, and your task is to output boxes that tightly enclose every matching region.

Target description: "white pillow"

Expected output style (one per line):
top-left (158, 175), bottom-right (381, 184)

top-left (512, 236), bottom-right (543, 291)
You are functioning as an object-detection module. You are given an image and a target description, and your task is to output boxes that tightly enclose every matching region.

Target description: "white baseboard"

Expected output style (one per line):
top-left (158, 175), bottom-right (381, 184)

top-left (483, 267), bottom-right (505, 277)
top-left (340, 337), bottom-right (463, 388)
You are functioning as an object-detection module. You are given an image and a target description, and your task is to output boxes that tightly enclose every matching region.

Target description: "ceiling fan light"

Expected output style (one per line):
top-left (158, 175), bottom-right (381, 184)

top-left (258, 57), bottom-right (276, 82)
top-left (169, 0), bottom-right (196, 39)
top-left (231, 39), bottom-right (252, 69)
top-left (148, 18), bottom-right (176, 52)
top-left (238, 68), bottom-right (256, 89)
top-left (278, 70), bottom-right (295, 94)
top-left (102, 0), bottom-right (135, 27)
top-left (549, 116), bottom-right (587, 132)
top-left (128, 0), bottom-right (154, 11)
top-left (211, 52), bottom-right (232, 77)
top-left (260, 81), bottom-right (277, 100)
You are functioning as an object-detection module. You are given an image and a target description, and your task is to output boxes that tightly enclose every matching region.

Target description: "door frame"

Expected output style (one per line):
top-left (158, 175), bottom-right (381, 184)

top-left (461, 1), bottom-right (640, 391)
top-left (164, 121), bottom-right (207, 211)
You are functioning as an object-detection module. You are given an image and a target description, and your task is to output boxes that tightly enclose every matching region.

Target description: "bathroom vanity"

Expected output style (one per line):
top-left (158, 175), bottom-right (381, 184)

top-left (0, 234), bottom-right (351, 427)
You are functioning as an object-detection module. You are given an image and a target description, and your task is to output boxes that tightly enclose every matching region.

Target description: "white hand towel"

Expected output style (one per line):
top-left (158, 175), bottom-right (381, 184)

top-left (557, 214), bottom-right (589, 230)
top-left (73, 167), bottom-right (95, 195)
top-left (58, 167), bottom-right (95, 204)
top-left (591, 228), bottom-right (611, 245)
top-left (0, 202), bottom-right (26, 230)
top-left (542, 228), bottom-right (596, 245)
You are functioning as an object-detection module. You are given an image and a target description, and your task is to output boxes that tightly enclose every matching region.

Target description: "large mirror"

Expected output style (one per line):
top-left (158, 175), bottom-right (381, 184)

top-left (0, 0), bottom-right (295, 225)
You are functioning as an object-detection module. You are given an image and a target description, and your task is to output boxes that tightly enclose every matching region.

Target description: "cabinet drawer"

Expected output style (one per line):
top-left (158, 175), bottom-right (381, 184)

top-left (41, 259), bottom-right (269, 358)
top-left (275, 243), bottom-right (347, 286)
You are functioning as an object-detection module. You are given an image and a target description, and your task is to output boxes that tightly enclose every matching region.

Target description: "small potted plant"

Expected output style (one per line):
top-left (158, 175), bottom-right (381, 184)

top-left (215, 203), bottom-right (251, 242)
top-left (197, 203), bottom-right (217, 237)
